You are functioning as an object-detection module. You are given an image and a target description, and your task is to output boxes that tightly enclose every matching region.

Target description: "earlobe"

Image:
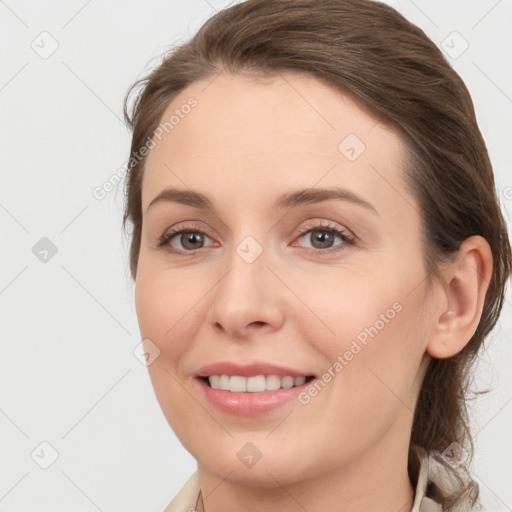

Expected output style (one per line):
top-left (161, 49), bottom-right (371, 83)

top-left (426, 236), bottom-right (493, 359)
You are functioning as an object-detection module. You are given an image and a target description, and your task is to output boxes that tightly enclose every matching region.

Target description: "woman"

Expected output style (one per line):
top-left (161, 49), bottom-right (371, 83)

top-left (122, 0), bottom-right (511, 510)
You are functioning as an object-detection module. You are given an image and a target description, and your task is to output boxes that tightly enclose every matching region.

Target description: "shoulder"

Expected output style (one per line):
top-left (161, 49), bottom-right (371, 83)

top-left (411, 444), bottom-right (481, 512)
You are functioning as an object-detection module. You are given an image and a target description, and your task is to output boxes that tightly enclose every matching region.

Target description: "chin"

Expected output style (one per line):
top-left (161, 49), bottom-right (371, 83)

top-left (194, 440), bottom-right (315, 488)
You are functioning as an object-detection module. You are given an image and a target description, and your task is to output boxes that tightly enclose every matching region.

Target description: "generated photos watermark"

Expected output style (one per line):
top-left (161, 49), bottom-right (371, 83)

top-left (92, 96), bottom-right (198, 201)
top-left (298, 301), bottom-right (403, 405)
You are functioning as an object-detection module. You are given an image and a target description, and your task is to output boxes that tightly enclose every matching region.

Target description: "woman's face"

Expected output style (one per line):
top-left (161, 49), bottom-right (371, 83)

top-left (135, 71), bottom-right (435, 486)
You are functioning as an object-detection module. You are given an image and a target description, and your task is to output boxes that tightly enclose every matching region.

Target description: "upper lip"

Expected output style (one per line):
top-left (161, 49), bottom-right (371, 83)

top-left (196, 361), bottom-right (314, 378)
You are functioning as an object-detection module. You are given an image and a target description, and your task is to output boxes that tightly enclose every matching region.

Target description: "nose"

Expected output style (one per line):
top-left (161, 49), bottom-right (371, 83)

top-left (206, 240), bottom-right (285, 340)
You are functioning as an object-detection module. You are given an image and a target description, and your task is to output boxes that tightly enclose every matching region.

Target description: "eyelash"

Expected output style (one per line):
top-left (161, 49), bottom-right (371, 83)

top-left (157, 221), bottom-right (356, 256)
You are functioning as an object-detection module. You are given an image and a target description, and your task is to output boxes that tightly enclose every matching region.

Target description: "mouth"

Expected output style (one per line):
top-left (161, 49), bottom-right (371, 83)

top-left (200, 374), bottom-right (316, 392)
top-left (194, 361), bottom-right (317, 415)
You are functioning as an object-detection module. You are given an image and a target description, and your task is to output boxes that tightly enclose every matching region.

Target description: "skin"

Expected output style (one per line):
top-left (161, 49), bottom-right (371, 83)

top-left (134, 71), bottom-right (493, 512)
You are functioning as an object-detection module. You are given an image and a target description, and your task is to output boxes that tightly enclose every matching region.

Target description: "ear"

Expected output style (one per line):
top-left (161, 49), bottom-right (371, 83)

top-left (426, 235), bottom-right (493, 359)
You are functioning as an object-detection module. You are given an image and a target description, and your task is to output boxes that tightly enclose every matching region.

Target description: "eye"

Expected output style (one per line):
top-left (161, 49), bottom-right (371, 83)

top-left (293, 221), bottom-right (355, 254)
top-left (157, 221), bottom-right (355, 256)
top-left (158, 223), bottom-right (215, 254)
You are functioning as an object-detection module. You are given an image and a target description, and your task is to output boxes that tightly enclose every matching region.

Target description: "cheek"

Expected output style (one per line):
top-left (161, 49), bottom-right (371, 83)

top-left (135, 274), bottom-right (169, 346)
top-left (134, 265), bottom-right (203, 354)
top-left (135, 270), bottom-right (206, 441)
top-left (290, 270), bottom-right (399, 356)
top-left (296, 268), bottom-right (427, 405)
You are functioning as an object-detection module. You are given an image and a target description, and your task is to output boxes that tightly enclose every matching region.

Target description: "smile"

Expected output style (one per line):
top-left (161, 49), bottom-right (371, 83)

top-left (195, 361), bottom-right (317, 415)
top-left (204, 374), bottom-right (315, 392)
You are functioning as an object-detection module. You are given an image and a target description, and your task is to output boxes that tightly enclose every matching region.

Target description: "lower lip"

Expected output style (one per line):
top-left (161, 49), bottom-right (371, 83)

top-left (196, 377), bottom-right (312, 416)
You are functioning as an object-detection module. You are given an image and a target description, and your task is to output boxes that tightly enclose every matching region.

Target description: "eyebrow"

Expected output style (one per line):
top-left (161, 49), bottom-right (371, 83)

top-left (146, 186), bottom-right (378, 215)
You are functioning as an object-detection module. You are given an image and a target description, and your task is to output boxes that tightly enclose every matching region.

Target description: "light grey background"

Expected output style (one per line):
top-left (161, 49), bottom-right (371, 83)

top-left (1, 1), bottom-right (511, 511)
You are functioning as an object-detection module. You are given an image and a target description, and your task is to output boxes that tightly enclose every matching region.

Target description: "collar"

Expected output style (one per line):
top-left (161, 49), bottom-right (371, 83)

top-left (411, 445), bottom-right (444, 512)
top-left (163, 446), bottom-right (442, 512)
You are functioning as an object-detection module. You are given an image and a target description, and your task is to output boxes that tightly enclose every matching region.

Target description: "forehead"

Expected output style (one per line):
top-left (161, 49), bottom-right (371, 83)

top-left (141, 71), bottom-right (408, 217)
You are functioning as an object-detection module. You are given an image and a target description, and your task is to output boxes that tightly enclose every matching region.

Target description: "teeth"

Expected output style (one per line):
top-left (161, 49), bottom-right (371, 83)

top-left (207, 374), bottom-right (309, 392)
top-left (266, 375), bottom-right (281, 391)
top-left (293, 376), bottom-right (306, 386)
top-left (219, 375), bottom-right (229, 389)
top-left (281, 376), bottom-right (294, 389)
top-left (247, 375), bottom-right (266, 392)
top-left (229, 376), bottom-right (246, 392)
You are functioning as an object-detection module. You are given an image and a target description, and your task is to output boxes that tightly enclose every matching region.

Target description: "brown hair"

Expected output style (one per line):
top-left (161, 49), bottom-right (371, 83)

top-left (122, 0), bottom-right (512, 509)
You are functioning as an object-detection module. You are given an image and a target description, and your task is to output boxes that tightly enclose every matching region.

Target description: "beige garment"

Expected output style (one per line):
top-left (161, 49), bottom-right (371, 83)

top-left (163, 445), bottom-right (444, 512)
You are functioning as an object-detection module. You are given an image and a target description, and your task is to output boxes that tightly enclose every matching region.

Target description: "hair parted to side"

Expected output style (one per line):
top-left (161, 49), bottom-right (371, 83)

top-left (122, 0), bottom-right (512, 510)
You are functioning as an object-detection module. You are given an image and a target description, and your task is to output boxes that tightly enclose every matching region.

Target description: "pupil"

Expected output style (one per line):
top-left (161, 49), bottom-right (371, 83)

top-left (313, 231), bottom-right (332, 248)
top-left (183, 233), bottom-right (203, 249)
